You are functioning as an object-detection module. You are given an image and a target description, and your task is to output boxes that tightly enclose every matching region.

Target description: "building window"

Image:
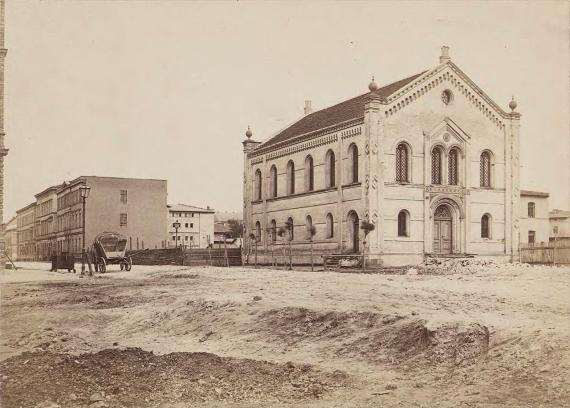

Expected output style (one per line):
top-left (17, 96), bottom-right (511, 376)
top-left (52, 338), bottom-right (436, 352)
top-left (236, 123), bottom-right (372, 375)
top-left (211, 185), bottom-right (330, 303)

top-left (270, 219), bottom-right (277, 242)
top-left (396, 143), bottom-right (409, 183)
top-left (431, 147), bottom-right (443, 185)
top-left (185, 223), bottom-right (188, 228)
top-left (286, 217), bottom-right (294, 240)
top-left (325, 149), bottom-right (336, 188)
top-left (348, 143), bottom-right (358, 183)
top-left (305, 215), bottom-right (313, 240)
top-left (448, 148), bottom-right (459, 185)
top-left (304, 155), bottom-right (314, 192)
top-left (120, 213), bottom-right (127, 227)
top-left (185, 236), bottom-right (188, 241)
top-left (190, 223), bottom-right (194, 228)
top-left (528, 202), bottom-right (535, 218)
top-left (255, 221), bottom-right (262, 242)
top-left (528, 230), bottom-right (535, 245)
top-left (120, 190), bottom-right (128, 204)
top-left (286, 160), bottom-right (295, 195)
top-left (398, 210), bottom-right (409, 237)
top-left (481, 214), bottom-right (491, 238)
top-left (254, 169), bottom-right (262, 201)
top-left (326, 213), bottom-right (334, 238)
top-left (190, 236), bottom-right (193, 241)
top-left (480, 151), bottom-right (492, 187)
top-left (270, 165), bottom-right (278, 198)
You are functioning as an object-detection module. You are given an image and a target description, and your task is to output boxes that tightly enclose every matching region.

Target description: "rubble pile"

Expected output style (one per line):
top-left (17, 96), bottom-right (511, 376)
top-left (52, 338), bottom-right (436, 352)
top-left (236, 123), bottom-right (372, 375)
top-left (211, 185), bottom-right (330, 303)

top-left (414, 257), bottom-right (533, 275)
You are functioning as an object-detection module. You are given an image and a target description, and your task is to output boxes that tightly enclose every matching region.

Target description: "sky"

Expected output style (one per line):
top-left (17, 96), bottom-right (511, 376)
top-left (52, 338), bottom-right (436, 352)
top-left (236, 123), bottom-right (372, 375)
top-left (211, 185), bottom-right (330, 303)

top-left (4, 0), bottom-right (570, 221)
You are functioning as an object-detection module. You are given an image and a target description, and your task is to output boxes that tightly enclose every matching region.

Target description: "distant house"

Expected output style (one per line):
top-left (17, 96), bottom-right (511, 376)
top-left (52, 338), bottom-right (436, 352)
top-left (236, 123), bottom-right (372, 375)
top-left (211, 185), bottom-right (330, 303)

top-left (519, 190), bottom-right (550, 245)
top-left (214, 222), bottom-right (242, 248)
top-left (550, 209), bottom-right (570, 241)
top-left (167, 204), bottom-right (215, 248)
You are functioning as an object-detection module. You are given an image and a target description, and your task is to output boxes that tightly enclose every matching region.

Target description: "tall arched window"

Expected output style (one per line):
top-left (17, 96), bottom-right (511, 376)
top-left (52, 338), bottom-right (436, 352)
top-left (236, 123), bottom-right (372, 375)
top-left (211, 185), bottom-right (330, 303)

top-left (254, 169), bottom-right (262, 201)
top-left (255, 221), bottom-right (262, 242)
top-left (396, 143), bottom-right (409, 183)
top-left (325, 150), bottom-right (336, 188)
top-left (305, 215), bottom-right (314, 240)
top-left (286, 160), bottom-right (295, 195)
top-left (481, 214), bottom-right (491, 238)
top-left (286, 217), bottom-right (294, 240)
top-left (448, 148), bottom-right (459, 185)
top-left (480, 151), bottom-right (491, 187)
top-left (431, 147), bottom-right (443, 184)
top-left (398, 210), bottom-right (409, 237)
top-left (270, 165), bottom-right (278, 198)
top-left (270, 219), bottom-right (277, 242)
top-left (304, 155), bottom-right (314, 192)
top-left (348, 144), bottom-right (358, 183)
top-left (528, 202), bottom-right (535, 218)
top-left (326, 213), bottom-right (334, 238)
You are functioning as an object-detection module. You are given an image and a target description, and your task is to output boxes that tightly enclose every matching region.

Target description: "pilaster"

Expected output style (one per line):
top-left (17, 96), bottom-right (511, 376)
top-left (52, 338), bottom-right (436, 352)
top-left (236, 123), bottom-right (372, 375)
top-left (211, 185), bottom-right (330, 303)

top-left (242, 134), bottom-right (260, 254)
top-left (507, 112), bottom-right (521, 260)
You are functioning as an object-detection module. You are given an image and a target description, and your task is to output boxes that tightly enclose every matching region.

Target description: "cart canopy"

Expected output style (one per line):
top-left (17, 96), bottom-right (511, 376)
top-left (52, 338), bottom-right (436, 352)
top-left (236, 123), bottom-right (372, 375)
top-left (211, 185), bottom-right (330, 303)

top-left (93, 232), bottom-right (128, 259)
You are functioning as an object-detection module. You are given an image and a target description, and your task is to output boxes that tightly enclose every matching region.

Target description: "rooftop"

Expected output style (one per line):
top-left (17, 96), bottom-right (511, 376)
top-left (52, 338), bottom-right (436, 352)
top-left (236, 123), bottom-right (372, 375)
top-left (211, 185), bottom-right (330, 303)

top-left (549, 209), bottom-right (570, 219)
top-left (520, 190), bottom-right (549, 197)
top-left (168, 204), bottom-right (215, 213)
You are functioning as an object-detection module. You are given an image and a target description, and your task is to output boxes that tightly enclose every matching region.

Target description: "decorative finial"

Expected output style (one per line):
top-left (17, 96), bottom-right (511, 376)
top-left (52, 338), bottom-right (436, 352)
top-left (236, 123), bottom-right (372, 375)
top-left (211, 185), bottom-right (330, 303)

top-left (509, 96), bottom-right (517, 112)
top-left (245, 126), bottom-right (252, 138)
top-left (368, 76), bottom-right (379, 92)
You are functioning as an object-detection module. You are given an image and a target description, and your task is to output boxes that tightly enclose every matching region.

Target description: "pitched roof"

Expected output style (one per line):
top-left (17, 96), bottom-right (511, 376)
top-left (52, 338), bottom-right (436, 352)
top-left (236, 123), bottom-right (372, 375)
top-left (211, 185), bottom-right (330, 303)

top-left (256, 72), bottom-right (426, 150)
top-left (550, 209), bottom-right (570, 219)
top-left (520, 190), bottom-right (549, 197)
top-left (168, 203), bottom-right (215, 213)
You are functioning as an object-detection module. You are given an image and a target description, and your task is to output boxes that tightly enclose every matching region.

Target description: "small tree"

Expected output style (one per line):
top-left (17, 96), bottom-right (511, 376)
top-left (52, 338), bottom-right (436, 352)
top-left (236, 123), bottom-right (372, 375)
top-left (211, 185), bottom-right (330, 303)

top-left (248, 232), bottom-right (257, 268)
top-left (361, 220), bottom-right (375, 270)
top-left (308, 225), bottom-right (317, 271)
top-left (277, 227), bottom-right (286, 269)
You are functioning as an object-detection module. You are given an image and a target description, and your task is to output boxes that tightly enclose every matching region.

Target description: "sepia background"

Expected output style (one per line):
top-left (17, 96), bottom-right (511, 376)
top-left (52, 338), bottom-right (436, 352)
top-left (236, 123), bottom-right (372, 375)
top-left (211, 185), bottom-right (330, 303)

top-left (4, 0), bottom-right (569, 219)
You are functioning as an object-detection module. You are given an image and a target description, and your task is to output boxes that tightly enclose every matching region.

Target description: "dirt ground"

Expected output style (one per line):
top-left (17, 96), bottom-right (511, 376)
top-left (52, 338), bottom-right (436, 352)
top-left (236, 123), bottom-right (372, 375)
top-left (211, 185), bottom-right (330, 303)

top-left (1, 262), bottom-right (569, 408)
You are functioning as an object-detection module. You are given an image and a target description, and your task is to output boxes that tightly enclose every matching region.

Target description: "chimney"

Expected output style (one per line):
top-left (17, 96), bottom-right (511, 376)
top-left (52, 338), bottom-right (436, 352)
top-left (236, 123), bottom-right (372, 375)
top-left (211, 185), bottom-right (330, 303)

top-left (304, 100), bottom-right (312, 115)
top-left (439, 46), bottom-right (450, 64)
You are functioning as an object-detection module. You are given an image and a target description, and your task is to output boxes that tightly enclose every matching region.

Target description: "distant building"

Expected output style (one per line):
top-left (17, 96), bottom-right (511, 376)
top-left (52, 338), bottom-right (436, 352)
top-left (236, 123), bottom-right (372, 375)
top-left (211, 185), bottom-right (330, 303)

top-left (3, 216), bottom-right (16, 261)
top-left (16, 202), bottom-right (35, 260)
top-left (167, 204), bottom-right (214, 248)
top-left (213, 221), bottom-right (242, 247)
top-left (550, 209), bottom-right (570, 240)
top-left (519, 190), bottom-right (550, 245)
top-left (34, 185), bottom-right (59, 260)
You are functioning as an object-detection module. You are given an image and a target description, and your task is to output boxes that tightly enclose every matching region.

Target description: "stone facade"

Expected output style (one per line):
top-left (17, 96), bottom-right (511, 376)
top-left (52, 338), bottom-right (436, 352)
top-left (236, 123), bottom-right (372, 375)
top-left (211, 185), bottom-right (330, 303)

top-left (16, 203), bottom-right (36, 261)
top-left (242, 47), bottom-right (521, 266)
top-left (34, 185), bottom-right (59, 260)
top-left (0, 0), bottom-right (8, 268)
top-left (167, 204), bottom-right (215, 248)
top-left (519, 190), bottom-right (550, 245)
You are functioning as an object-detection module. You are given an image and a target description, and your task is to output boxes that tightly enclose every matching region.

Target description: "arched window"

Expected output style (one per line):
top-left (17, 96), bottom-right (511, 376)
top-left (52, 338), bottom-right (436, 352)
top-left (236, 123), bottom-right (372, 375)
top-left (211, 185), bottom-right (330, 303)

top-left (325, 150), bottom-right (336, 188)
top-left (448, 148), bottom-right (459, 185)
top-left (348, 144), bottom-right (358, 183)
top-left (431, 147), bottom-right (443, 184)
top-left (255, 221), bottom-right (261, 242)
top-left (286, 217), bottom-right (294, 240)
top-left (528, 202), bottom-right (535, 218)
top-left (396, 143), bottom-right (409, 183)
top-left (305, 215), bottom-right (314, 240)
top-left (481, 214), bottom-right (491, 239)
top-left (480, 151), bottom-right (491, 187)
top-left (270, 165), bottom-right (278, 198)
top-left (326, 213), bottom-right (334, 238)
top-left (286, 160), bottom-right (295, 195)
top-left (398, 210), bottom-right (409, 237)
top-left (270, 219), bottom-right (277, 242)
top-left (254, 169), bottom-right (262, 201)
top-left (304, 155), bottom-right (314, 192)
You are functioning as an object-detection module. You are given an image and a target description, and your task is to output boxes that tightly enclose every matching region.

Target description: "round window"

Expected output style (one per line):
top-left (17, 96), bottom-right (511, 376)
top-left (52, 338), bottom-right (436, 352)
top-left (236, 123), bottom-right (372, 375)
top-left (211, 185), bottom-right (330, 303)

top-left (441, 89), bottom-right (453, 105)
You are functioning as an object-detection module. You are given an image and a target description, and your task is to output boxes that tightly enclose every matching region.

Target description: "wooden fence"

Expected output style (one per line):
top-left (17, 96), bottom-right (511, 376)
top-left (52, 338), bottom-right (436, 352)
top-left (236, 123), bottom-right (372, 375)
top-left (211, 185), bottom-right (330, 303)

top-left (520, 242), bottom-right (570, 265)
top-left (127, 247), bottom-right (242, 267)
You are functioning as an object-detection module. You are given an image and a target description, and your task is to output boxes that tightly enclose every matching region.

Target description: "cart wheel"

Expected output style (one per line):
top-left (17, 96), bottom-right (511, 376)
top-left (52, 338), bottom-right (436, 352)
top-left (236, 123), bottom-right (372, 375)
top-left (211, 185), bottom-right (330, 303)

top-left (99, 258), bottom-right (107, 273)
top-left (125, 257), bottom-right (132, 271)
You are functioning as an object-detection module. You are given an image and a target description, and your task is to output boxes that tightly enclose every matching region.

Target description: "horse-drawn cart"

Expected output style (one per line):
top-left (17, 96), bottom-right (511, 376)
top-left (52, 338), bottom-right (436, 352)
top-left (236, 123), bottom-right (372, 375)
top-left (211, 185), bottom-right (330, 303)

top-left (91, 232), bottom-right (132, 272)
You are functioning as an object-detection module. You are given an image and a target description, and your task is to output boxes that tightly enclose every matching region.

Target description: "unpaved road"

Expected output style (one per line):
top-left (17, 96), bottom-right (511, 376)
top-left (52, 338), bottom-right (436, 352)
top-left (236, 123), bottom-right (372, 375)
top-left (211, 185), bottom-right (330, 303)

top-left (1, 262), bottom-right (569, 407)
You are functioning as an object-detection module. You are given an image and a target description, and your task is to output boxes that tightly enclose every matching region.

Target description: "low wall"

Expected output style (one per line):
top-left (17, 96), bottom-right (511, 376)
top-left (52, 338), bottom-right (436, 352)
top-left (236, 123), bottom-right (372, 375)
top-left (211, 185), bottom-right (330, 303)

top-left (127, 248), bottom-right (242, 267)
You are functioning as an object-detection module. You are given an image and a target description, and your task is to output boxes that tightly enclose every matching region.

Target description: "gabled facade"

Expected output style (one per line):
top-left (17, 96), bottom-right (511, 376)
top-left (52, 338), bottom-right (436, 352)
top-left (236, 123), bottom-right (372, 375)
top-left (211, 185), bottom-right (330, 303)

top-left (167, 204), bottom-right (215, 248)
top-left (242, 47), bottom-right (521, 266)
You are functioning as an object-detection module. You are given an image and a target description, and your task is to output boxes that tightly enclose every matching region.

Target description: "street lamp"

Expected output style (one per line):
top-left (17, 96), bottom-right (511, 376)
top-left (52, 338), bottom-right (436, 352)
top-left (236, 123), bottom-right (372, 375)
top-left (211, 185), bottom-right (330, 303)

top-left (173, 220), bottom-right (181, 248)
top-left (79, 185), bottom-right (91, 275)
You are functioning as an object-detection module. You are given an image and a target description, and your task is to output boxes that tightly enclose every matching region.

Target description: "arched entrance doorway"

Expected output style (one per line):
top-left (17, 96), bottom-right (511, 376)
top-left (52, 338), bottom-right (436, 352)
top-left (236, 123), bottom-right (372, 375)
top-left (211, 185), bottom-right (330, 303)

top-left (347, 211), bottom-right (360, 253)
top-left (433, 204), bottom-right (452, 254)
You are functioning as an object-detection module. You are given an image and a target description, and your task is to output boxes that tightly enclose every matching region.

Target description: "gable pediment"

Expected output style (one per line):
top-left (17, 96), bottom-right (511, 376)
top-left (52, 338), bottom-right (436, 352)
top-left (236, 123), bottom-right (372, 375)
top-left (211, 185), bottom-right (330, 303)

top-left (382, 62), bottom-right (512, 131)
top-left (425, 117), bottom-right (470, 149)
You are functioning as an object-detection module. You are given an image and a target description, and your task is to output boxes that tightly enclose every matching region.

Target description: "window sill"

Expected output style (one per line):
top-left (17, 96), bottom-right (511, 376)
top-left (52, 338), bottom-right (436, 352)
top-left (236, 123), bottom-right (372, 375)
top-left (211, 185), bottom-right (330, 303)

top-left (265, 187), bottom-right (338, 202)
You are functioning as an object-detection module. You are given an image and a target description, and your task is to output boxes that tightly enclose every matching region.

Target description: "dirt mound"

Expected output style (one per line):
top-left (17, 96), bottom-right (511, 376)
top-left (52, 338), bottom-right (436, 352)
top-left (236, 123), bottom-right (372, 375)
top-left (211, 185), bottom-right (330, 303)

top-left (416, 258), bottom-right (534, 275)
top-left (0, 348), bottom-right (349, 408)
top-left (257, 307), bottom-right (489, 366)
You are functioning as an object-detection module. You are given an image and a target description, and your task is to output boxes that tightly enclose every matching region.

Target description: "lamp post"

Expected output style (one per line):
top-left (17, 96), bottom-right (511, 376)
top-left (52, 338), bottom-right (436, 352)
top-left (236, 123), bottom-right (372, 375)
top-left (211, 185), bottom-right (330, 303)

top-left (173, 220), bottom-right (181, 248)
top-left (79, 184), bottom-right (91, 275)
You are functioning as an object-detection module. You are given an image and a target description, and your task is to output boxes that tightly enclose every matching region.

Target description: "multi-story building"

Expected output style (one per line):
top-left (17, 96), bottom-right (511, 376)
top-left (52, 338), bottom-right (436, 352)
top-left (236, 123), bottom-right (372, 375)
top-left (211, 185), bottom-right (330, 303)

top-left (242, 46), bottom-right (522, 266)
top-left (16, 203), bottom-right (35, 260)
top-left (0, 0), bottom-right (9, 268)
top-left (519, 190), bottom-right (550, 245)
top-left (3, 215), bottom-right (16, 261)
top-left (550, 209), bottom-right (570, 240)
top-left (55, 176), bottom-right (168, 254)
top-left (167, 204), bottom-right (214, 248)
top-left (34, 185), bottom-right (59, 260)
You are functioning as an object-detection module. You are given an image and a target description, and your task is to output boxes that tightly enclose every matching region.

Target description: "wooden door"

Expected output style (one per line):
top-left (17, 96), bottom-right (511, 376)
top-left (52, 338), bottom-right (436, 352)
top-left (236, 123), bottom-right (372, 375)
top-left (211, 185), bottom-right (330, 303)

top-left (433, 206), bottom-right (452, 254)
